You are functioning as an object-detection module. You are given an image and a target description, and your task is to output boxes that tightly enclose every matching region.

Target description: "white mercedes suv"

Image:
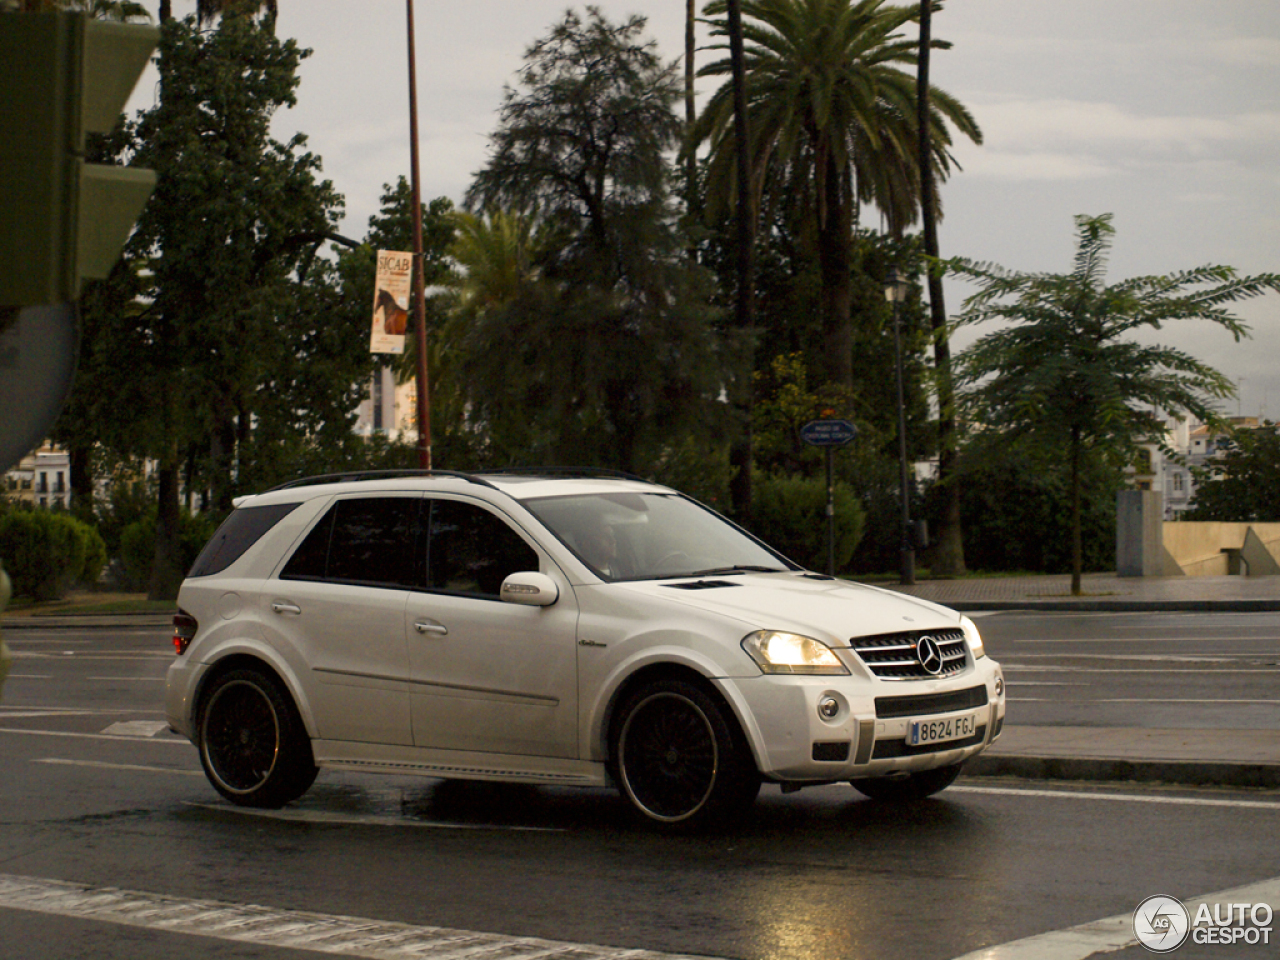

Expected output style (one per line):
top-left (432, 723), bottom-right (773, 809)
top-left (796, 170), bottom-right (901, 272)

top-left (165, 470), bottom-right (1005, 827)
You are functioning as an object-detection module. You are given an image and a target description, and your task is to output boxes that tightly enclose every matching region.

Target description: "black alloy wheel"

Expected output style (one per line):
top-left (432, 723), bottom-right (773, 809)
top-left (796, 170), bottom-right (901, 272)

top-left (614, 678), bottom-right (759, 826)
top-left (198, 667), bottom-right (317, 808)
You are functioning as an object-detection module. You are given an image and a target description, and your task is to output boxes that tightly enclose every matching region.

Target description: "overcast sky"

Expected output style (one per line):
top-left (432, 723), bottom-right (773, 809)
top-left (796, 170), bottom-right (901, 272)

top-left (138, 1), bottom-right (1280, 421)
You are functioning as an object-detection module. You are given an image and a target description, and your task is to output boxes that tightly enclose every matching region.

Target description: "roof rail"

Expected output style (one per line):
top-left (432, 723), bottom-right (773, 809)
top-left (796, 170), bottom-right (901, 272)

top-left (267, 469), bottom-right (498, 492)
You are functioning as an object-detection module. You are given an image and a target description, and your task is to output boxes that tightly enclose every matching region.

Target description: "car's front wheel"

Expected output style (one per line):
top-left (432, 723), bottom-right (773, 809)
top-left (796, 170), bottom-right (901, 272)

top-left (851, 762), bottom-right (964, 802)
top-left (612, 678), bottom-right (760, 827)
top-left (198, 667), bottom-right (317, 808)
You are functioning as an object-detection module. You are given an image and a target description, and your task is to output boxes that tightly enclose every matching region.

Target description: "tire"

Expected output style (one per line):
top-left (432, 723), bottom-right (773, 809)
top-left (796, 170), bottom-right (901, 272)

top-left (612, 678), bottom-right (760, 827)
top-left (851, 762), bottom-right (964, 802)
top-left (197, 667), bottom-right (318, 808)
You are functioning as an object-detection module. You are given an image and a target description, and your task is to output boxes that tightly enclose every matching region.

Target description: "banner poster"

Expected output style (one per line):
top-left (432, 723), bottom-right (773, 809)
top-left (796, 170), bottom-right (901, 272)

top-left (370, 250), bottom-right (412, 354)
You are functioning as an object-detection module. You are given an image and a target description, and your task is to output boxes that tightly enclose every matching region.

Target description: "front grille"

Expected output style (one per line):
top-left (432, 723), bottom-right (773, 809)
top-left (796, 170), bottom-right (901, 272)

top-left (875, 685), bottom-right (989, 719)
top-left (850, 628), bottom-right (968, 681)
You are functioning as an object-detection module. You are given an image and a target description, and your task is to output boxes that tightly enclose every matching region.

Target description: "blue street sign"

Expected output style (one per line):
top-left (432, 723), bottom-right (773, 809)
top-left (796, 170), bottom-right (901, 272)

top-left (800, 419), bottom-right (857, 447)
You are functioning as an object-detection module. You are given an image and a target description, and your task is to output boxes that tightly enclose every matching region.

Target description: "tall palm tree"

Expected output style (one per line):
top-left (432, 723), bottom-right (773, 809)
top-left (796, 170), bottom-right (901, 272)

top-left (693, 0), bottom-right (979, 390)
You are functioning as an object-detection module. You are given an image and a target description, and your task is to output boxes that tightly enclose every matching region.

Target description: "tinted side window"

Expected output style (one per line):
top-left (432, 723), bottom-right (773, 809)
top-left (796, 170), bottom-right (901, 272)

top-left (281, 497), bottom-right (421, 588)
top-left (188, 502), bottom-right (300, 578)
top-left (427, 500), bottom-right (538, 598)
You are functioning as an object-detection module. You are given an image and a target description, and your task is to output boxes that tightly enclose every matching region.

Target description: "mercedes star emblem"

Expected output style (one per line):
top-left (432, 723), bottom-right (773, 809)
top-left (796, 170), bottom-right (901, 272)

top-left (916, 636), bottom-right (944, 675)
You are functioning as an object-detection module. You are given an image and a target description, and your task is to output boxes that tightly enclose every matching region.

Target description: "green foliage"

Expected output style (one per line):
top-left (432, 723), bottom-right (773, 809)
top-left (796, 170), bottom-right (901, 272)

top-left (459, 9), bottom-right (730, 475)
top-left (931, 457), bottom-right (1120, 574)
top-left (1186, 424), bottom-right (1280, 522)
top-left (947, 213), bottom-right (1278, 589)
top-left (118, 509), bottom-right (216, 592)
top-left (746, 473), bottom-right (865, 573)
top-left (693, 0), bottom-right (981, 390)
top-left (0, 509), bottom-right (108, 601)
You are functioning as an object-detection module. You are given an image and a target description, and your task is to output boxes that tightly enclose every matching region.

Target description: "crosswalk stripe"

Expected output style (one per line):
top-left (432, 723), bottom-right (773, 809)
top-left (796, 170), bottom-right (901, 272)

top-left (0, 873), bottom-right (716, 960)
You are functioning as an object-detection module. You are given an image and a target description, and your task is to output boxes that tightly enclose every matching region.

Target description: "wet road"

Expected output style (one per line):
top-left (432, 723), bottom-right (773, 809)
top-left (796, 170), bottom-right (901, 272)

top-left (0, 614), bottom-right (1276, 960)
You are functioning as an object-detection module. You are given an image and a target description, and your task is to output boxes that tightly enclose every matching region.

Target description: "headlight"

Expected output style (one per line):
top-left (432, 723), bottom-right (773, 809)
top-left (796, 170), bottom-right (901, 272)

top-left (742, 631), bottom-right (849, 675)
top-left (960, 616), bottom-right (986, 660)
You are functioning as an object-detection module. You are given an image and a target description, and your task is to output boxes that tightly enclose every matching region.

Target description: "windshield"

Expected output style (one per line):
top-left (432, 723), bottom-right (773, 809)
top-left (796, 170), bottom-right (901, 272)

top-left (523, 492), bottom-right (795, 581)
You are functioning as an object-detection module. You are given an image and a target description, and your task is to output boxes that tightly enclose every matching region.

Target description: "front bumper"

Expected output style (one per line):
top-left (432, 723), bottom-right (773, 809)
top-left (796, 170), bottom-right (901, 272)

top-left (717, 657), bottom-right (1005, 782)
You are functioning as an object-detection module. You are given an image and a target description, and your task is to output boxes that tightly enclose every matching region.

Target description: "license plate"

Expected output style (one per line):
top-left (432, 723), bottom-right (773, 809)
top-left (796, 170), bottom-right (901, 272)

top-left (907, 711), bottom-right (979, 746)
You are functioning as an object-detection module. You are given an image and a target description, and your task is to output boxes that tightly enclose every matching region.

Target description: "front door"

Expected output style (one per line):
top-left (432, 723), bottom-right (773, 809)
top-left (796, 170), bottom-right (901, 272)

top-left (406, 497), bottom-right (579, 758)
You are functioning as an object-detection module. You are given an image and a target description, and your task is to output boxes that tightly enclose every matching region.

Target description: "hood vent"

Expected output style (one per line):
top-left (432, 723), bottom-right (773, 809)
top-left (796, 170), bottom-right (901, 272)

top-left (664, 579), bottom-right (741, 591)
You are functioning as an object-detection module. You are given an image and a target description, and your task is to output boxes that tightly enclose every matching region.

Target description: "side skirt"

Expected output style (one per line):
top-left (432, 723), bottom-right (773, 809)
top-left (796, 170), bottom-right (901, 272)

top-left (313, 740), bottom-right (608, 788)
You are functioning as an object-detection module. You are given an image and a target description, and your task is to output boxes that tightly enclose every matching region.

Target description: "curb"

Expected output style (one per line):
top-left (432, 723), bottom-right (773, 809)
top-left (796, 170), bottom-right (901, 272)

top-left (967, 754), bottom-right (1280, 790)
top-left (1, 615), bottom-right (171, 631)
top-left (943, 600), bottom-right (1280, 613)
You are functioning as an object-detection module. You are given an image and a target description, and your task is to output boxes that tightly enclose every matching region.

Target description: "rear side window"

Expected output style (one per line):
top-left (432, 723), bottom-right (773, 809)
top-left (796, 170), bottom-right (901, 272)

top-left (281, 496), bottom-right (421, 589)
top-left (187, 502), bottom-right (300, 578)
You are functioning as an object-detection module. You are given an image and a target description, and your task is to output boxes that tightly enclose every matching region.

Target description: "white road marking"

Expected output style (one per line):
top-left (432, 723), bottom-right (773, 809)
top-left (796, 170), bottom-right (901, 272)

top-left (88, 676), bottom-right (166, 682)
top-left (0, 727), bottom-right (189, 744)
top-left (0, 873), bottom-right (695, 959)
top-left (36, 758), bottom-right (203, 777)
top-left (950, 875), bottom-right (1280, 960)
top-left (184, 801), bottom-right (566, 833)
top-left (951, 785), bottom-right (1280, 810)
top-left (100, 720), bottom-right (171, 737)
top-left (1012, 698), bottom-right (1280, 704)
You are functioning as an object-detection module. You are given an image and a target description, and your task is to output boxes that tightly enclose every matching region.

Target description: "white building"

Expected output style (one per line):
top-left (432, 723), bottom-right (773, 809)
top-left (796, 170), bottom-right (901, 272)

top-left (3, 446), bottom-right (71, 510)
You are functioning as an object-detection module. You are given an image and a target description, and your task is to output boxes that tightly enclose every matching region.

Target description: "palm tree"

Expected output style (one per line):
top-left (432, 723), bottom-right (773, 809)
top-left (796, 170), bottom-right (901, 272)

top-left (948, 213), bottom-right (1279, 594)
top-left (693, 0), bottom-right (979, 390)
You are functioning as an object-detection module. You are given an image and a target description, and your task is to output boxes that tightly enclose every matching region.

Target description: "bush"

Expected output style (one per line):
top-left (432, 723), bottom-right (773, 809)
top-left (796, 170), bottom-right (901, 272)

top-left (747, 473), bottom-right (865, 574)
top-left (0, 510), bottom-right (109, 601)
top-left (118, 510), bottom-right (217, 592)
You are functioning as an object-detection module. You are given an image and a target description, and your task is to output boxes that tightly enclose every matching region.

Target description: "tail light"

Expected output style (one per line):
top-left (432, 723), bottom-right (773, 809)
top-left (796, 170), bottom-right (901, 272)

top-left (173, 609), bottom-right (198, 655)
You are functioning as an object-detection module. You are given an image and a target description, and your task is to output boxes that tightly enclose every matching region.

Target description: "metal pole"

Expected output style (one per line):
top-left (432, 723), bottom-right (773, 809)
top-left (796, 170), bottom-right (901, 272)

top-left (406, 0), bottom-right (432, 470)
top-left (892, 293), bottom-right (915, 585)
top-left (826, 447), bottom-right (835, 577)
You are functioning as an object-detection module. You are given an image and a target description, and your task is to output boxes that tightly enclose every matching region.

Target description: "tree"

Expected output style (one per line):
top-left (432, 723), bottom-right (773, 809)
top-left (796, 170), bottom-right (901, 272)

top-left (914, 0), bottom-right (964, 575)
top-left (692, 0), bottom-right (980, 391)
top-left (464, 7), bottom-right (728, 476)
top-left (947, 213), bottom-right (1280, 593)
top-left (1186, 424), bottom-right (1280, 522)
top-left (67, 15), bottom-right (351, 599)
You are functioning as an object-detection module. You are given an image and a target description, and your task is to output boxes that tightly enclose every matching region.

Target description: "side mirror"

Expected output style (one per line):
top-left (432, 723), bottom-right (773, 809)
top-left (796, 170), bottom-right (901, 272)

top-left (500, 571), bottom-right (559, 607)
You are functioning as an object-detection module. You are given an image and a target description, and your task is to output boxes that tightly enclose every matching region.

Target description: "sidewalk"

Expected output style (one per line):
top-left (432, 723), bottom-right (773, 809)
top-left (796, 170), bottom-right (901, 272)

top-left (3, 575), bottom-right (1278, 790)
top-left (881, 571), bottom-right (1280, 612)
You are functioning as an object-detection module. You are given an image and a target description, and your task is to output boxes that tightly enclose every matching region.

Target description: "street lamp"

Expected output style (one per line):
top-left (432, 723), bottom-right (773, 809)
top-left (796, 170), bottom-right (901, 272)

top-left (884, 266), bottom-right (915, 586)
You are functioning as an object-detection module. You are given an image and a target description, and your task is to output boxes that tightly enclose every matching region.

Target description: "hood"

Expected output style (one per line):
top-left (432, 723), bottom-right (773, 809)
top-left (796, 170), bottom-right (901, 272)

top-left (612, 572), bottom-right (963, 645)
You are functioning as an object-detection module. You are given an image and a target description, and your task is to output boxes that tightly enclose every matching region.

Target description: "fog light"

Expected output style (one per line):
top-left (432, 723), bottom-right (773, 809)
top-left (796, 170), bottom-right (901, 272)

top-left (995, 676), bottom-right (1005, 697)
top-left (818, 697), bottom-right (840, 720)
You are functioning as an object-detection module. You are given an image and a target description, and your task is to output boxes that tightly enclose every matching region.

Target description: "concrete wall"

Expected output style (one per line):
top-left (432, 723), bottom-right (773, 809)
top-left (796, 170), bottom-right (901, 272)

top-left (1118, 490), bottom-right (1280, 577)
top-left (1163, 521), bottom-right (1280, 577)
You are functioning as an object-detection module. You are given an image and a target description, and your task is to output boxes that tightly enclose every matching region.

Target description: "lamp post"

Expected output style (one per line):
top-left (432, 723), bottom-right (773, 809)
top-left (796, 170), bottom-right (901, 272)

top-left (884, 267), bottom-right (915, 585)
top-left (405, 0), bottom-right (432, 469)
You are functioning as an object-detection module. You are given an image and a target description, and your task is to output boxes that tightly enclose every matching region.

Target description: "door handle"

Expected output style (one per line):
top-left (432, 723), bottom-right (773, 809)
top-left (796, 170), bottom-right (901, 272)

top-left (413, 620), bottom-right (448, 636)
top-left (271, 601), bottom-right (302, 615)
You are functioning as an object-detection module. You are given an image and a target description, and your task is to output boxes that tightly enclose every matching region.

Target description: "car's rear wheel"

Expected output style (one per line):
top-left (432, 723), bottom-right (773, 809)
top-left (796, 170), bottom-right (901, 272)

top-left (613, 678), bottom-right (760, 827)
top-left (198, 667), bottom-right (317, 808)
top-left (851, 762), bottom-right (964, 802)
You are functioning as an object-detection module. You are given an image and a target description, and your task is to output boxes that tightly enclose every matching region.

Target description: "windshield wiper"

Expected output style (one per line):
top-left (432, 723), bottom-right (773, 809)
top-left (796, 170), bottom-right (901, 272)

top-left (682, 565), bottom-right (786, 577)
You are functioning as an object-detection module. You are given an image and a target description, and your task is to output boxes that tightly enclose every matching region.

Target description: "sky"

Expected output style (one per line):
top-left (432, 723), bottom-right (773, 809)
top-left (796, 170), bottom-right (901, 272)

top-left (134, 1), bottom-right (1280, 421)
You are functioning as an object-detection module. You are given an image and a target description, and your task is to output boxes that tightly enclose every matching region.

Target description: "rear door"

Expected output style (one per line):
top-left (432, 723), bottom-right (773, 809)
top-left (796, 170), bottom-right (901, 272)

top-left (267, 494), bottom-right (421, 745)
